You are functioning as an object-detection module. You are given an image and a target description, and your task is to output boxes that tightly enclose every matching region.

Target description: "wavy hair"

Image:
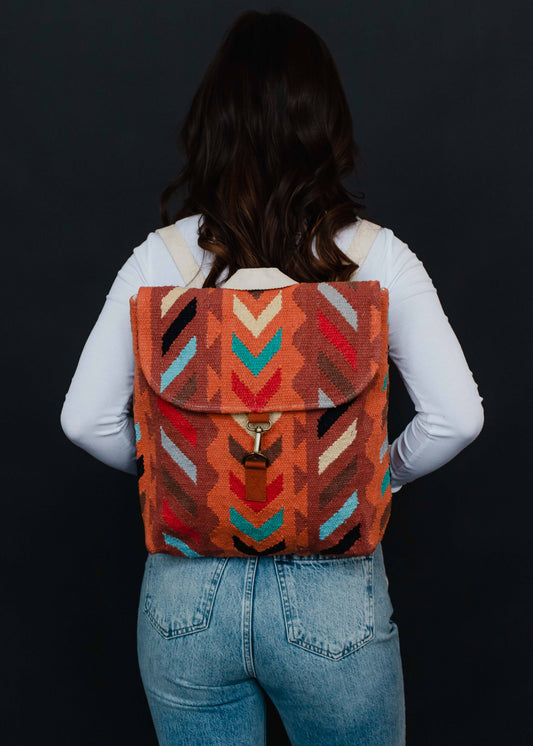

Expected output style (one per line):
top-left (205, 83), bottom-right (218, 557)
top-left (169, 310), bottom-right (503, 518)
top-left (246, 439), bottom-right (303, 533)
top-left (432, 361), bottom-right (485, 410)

top-left (159, 9), bottom-right (367, 287)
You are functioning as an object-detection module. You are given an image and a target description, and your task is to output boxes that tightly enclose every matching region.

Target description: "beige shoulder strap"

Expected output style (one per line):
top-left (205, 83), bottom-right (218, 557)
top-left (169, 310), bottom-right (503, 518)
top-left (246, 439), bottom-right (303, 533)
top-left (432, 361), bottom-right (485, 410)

top-left (156, 224), bottom-right (206, 288)
top-left (157, 218), bottom-right (381, 287)
top-left (344, 218), bottom-right (382, 276)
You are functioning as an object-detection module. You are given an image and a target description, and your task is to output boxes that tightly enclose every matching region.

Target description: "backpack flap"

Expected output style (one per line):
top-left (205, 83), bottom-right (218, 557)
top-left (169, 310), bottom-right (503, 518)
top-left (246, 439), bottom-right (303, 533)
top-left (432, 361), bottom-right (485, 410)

top-left (130, 280), bottom-right (384, 413)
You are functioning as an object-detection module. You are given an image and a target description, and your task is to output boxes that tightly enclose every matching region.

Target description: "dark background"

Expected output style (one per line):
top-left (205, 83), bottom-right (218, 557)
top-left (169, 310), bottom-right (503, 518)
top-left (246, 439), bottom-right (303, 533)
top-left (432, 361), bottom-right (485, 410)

top-left (4, 1), bottom-right (531, 744)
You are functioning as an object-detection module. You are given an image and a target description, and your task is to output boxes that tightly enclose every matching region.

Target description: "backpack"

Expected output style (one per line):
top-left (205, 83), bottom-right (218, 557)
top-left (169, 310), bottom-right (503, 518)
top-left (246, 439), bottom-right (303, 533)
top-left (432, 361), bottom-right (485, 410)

top-left (129, 218), bottom-right (391, 558)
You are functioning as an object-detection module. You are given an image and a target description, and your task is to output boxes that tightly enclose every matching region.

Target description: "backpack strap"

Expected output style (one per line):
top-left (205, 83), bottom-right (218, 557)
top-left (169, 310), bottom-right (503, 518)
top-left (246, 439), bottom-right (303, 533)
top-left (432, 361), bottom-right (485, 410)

top-left (344, 218), bottom-right (382, 276)
top-left (156, 224), bottom-right (206, 288)
top-left (156, 217), bottom-right (381, 287)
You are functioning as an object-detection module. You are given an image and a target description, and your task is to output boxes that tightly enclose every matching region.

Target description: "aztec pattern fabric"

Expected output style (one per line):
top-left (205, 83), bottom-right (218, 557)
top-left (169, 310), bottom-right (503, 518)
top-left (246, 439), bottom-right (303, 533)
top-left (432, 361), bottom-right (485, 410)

top-left (129, 279), bottom-right (391, 558)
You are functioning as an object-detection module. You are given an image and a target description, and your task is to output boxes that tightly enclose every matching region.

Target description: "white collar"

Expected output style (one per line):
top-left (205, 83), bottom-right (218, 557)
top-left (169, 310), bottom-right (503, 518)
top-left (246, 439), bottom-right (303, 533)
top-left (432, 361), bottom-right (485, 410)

top-left (221, 266), bottom-right (297, 289)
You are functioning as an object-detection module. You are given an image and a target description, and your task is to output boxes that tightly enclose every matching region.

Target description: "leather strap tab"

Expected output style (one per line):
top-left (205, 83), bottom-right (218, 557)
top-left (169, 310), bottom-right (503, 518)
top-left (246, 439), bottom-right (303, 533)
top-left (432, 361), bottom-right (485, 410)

top-left (244, 456), bottom-right (268, 502)
top-left (248, 411), bottom-right (269, 423)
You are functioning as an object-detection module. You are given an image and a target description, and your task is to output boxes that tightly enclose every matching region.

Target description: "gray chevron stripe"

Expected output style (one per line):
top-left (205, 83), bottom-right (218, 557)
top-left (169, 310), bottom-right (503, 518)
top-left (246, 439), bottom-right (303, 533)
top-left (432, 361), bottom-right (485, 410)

top-left (317, 283), bottom-right (358, 330)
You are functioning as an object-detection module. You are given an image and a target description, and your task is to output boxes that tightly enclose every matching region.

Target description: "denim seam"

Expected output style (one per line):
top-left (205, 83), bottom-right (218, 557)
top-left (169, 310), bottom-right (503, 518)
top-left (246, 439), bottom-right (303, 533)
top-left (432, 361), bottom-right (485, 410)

top-left (241, 557), bottom-right (259, 678)
top-left (369, 554), bottom-right (375, 632)
top-left (273, 556), bottom-right (293, 646)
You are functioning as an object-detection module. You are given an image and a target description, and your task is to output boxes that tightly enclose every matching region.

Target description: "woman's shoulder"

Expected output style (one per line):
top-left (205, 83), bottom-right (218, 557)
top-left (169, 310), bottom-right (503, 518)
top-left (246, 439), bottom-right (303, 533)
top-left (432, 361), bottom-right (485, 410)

top-left (338, 218), bottom-right (424, 292)
top-left (132, 214), bottom-right (209, 286)
top-left (134, 214), bottom-right (425, 292)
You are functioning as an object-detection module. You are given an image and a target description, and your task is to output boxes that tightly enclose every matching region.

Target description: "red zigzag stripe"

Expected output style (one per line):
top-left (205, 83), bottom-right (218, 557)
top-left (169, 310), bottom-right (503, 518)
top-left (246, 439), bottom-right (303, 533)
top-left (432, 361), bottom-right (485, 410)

top-left (157, 397), bottom-right (197, 446)
top-left (231, 368), bottom-right (282, 409)
top-left (317, 310), bottom-right (357, 369)
top-left (162, 498), bottom-right (201, 544)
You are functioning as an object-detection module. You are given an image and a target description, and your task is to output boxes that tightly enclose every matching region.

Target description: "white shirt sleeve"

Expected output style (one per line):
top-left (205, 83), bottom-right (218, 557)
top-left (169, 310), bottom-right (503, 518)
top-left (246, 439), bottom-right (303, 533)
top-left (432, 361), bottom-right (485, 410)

top-left (355, 227), bottom-right (485, 494)
top-left (59, 233), bottom-right (186, 475)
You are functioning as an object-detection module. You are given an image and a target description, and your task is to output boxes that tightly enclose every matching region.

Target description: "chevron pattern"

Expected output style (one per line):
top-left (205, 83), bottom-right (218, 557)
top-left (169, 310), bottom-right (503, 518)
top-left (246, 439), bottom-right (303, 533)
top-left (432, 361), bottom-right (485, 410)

top-left (230, 505), bottom-right (284, 542)
top-left (231, 368), bottom-right (282, 410)
top-left (318, 419), bottom-right (359, 475)
top-left (319, 489), bottom-right (359, 540)
top-left (129, 278), bottom-right (392, 558)
top-left (232, 328), bottom-right (282, 376)
top-left (233, 291), bottom-right (283, 336)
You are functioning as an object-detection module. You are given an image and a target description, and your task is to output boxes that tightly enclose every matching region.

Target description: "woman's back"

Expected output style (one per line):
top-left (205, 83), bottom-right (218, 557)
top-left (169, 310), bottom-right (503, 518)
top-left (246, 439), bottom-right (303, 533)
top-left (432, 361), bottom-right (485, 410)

top-left (60, 213), bottom-right (484, 495)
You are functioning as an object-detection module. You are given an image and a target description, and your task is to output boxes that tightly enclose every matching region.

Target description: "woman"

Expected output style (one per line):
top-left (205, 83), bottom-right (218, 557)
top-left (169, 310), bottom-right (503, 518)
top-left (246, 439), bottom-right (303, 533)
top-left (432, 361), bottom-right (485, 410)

top-left (60, 10), bottom-right (484, 746)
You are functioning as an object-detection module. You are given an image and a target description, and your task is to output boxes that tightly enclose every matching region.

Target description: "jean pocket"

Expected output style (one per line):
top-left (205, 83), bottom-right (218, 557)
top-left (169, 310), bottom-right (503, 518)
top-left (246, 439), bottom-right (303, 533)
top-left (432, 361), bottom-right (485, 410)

top-left (143, 552), bottom-right (228, 639)
top-left (273, 554), bottom-right (374, 660)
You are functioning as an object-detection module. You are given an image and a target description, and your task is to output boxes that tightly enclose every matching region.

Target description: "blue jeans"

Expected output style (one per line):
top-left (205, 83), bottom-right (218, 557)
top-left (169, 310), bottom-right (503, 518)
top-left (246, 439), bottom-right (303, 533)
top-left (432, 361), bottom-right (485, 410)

top-left (137, 541), bottom-right (406, 745)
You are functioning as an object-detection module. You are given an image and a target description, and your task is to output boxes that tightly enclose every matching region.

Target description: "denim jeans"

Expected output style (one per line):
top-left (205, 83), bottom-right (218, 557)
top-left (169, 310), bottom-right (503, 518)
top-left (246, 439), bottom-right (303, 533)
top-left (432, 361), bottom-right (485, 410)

top-left (137, 541), bottom-right (406, 746)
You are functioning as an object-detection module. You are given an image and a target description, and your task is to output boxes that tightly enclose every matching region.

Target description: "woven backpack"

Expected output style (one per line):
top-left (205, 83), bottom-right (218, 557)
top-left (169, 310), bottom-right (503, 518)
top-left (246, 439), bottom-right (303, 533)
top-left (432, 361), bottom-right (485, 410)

top-left (129, 218), bottom-right (392, 558)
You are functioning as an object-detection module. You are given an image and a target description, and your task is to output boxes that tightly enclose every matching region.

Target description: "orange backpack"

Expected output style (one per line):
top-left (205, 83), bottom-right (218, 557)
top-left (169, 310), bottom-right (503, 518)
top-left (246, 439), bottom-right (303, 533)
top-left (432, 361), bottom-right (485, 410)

top-left (129, 219), bottom-right (391, 558)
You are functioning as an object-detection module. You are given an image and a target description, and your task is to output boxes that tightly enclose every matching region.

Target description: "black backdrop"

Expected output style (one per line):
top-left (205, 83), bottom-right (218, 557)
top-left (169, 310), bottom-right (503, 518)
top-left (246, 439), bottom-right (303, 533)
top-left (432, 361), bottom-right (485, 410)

top-left (4, 1), bottom-right (531, 744)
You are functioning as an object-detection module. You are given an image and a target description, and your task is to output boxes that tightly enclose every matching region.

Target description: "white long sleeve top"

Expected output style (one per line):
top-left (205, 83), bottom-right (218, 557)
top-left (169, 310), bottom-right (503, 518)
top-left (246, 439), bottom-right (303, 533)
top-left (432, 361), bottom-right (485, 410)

top-left (60, 214), bottom-right (485, 494)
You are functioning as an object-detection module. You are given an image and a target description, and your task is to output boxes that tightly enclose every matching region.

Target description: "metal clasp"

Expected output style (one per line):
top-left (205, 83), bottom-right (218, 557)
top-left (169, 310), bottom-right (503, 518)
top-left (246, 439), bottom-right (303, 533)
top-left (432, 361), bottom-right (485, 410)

top-left (242, 414), bottom-right (271, 465)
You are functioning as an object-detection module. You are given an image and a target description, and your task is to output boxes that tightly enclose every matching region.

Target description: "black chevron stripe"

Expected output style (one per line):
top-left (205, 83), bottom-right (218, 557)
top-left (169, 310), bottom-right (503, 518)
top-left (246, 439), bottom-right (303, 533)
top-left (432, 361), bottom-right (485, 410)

top-left (319, 521), bottom-right (361, 555)
top-left (162, 297), bottom-right (197, 356)
top-left (232, 535), bottom-right (286, 556)
top-left (317, 399), bottom-right (352, 438)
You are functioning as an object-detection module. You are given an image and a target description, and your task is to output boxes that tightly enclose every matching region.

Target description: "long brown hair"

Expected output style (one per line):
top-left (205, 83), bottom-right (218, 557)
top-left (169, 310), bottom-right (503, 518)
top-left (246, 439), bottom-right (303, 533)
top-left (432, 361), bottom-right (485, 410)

top-left (160, 10), bottom-right (367, 287)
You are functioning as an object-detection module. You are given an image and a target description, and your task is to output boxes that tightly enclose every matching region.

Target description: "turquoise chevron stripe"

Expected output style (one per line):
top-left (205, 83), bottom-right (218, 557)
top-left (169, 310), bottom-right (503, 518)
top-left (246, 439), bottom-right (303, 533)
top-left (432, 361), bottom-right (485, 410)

top-left (230, 506), bottom-right (284, 541)
top-left (381, 468), bottom-right (391, 496)
top-left (319, 489), bottom-right (359, 540)
top-left (135, 422), bottom-right (141, 443)
top-left (163, 532), bottom-right (202, 557)
top-left (161, 336), bottom-right (196, 391)
top-left (382, 371), bottom-right (388, 391)
top-left (231, 327), bottom-right (282, 376)
top-left (317, 283), bottom-right (358, 330)
top-left (160, 426), bottom-right (197, 483)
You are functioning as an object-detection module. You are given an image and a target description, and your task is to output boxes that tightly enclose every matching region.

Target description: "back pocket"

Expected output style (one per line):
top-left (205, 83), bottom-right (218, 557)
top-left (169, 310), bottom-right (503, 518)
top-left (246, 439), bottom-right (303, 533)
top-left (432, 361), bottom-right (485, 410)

top-left (143, 552), bottom-right (228, 639)
top-left (273, 554), bottom-right (374, 660)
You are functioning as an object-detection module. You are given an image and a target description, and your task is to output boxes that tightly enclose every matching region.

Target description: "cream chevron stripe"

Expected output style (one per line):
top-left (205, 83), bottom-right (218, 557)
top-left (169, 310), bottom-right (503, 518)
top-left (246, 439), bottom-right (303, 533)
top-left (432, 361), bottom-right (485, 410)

top-left (318, 418), bottom-right (358, 474)
top-left (161, 286), bottom-right (189, 317)
top-left (232, 291), bottom-right (282, 337)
